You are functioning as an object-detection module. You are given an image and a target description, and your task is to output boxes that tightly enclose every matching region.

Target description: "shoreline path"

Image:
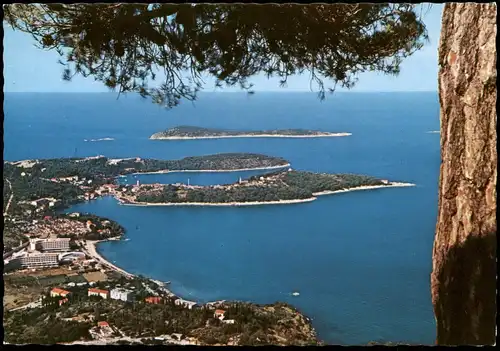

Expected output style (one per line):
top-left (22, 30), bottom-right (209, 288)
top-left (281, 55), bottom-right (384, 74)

top-left (3, 178), bottom-right (14, 216)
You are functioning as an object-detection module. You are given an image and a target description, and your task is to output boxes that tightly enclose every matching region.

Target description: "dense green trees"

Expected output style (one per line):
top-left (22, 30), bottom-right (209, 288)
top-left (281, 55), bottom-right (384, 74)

top-left (4, 307), bottom-right (92, 344)
top-left (7, 173), bottom-right (84, 203)
top-left (4, 154), bottom-right (287, 182)
top-left (137, 185), bottom-right (312, 204)
top-left (153, 126), bottom-right (340, 138)
top-left (282, 171), bottom-right (384, 193)
top-left (135, 171), bottom-right (386, 204)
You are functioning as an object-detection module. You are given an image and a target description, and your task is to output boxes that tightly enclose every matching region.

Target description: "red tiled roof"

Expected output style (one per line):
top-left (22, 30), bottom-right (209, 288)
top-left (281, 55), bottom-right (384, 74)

top-left (215, 309), bottom-right (225, 315)
top-left (52, 287), bottom-right (71, 296)
top-left (88, 288), bottom-right (109, 294)
top-left (58, 298), bottom-right (69, 306)
top-left (98, 321), bottom-right (109, 327)
top-left (145, 296), bottom-right (162, 304)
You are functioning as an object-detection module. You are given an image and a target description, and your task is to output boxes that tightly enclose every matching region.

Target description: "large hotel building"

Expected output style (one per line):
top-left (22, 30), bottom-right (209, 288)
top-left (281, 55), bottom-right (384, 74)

top-left (32, 238), bottom-right (71, 252)
top-left (13, 253), bottom-right (60, 269)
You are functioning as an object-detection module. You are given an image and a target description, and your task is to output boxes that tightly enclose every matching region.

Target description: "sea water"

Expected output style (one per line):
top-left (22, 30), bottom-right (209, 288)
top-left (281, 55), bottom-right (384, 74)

top-left (4, 92), bottom-right (440, 345)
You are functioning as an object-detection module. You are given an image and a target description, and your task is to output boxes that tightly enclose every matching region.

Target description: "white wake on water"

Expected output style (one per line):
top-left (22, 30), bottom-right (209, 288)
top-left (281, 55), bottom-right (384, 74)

top-left (84, 137), bottom-right (115, 142)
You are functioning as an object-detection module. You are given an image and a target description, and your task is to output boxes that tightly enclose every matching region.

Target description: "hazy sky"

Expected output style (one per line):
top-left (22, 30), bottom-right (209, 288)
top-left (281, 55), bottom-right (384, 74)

top-left (3, 4), bottom-right (443, 93)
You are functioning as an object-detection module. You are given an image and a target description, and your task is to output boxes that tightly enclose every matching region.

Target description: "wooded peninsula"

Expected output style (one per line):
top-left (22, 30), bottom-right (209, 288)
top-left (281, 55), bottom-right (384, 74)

top-left (126, 170), bottom-right (407, 205)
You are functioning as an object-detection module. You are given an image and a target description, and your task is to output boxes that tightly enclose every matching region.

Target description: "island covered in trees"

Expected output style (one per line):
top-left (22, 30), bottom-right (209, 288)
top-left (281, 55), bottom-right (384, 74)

top-left (122, 170), bottom-right (414, 206)
top-left (150, 126), bottom-right (351, 140)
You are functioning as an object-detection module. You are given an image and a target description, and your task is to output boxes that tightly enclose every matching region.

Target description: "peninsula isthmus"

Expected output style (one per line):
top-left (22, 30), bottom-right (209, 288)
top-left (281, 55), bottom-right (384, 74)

top-left (150, 126), bottom-right (351, 140)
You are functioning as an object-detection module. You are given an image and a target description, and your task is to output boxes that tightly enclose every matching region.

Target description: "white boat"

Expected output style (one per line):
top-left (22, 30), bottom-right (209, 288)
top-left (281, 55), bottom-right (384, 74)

top-left (292, 292), bottom-right (300, 296)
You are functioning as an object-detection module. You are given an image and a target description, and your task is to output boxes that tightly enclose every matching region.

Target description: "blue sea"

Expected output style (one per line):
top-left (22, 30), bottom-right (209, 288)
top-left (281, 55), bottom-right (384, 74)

top-left (4, 92), bottom-right (440, 345)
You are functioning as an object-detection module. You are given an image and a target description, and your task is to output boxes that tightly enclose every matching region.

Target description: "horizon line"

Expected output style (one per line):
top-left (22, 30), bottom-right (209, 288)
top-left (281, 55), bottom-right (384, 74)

top-left (4, 90), bottom-right (438, 94)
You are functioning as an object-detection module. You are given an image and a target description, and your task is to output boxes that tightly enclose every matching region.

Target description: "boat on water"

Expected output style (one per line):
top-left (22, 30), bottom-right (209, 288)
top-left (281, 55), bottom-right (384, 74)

top-left (292, 292), bottom-right (300, 296)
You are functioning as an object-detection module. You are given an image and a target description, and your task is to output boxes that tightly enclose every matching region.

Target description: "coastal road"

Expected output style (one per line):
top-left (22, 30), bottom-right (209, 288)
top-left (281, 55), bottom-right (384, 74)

top-left (9, 300), bottom-right (42, 312)
top-left (3, 178), bottom-right (14, 216)
top-left (78, 241), bottom-right (183, 299)
top-left (79, 240), bottom-right (134, 279)
top-left (67, 335), bottom-right (198, 346)
top-left (3, 241), bottom-right (30, 260)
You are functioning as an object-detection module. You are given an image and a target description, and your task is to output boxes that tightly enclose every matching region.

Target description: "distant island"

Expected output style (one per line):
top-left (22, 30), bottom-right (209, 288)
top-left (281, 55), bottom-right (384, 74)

top-left (118, 170), bottom-right (415, 207)
top-left (150, 126), bottom-right (352, 140)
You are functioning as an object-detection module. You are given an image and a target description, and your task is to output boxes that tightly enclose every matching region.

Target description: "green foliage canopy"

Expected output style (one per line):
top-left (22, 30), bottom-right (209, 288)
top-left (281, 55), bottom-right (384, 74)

top-left (4, 3), bottom-right (429, 107)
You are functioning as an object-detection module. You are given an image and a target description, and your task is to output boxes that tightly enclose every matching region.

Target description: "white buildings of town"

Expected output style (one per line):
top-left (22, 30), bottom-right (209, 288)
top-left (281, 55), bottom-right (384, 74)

top-left (110, 288), bottom-right (135, 302)
top-left (214, 309), bottom-right (226, 320)
top-left (29, 197), bottom-right (60, 210)
top-left (174, 298), bottom-right (197, 309)
top-left (30, 198), bottom-right (51, 207)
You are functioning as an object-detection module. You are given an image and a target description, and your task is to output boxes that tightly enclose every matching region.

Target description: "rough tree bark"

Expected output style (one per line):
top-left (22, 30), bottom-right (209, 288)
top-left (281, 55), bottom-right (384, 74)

top-left (432, 3), bottom-right (497, 346)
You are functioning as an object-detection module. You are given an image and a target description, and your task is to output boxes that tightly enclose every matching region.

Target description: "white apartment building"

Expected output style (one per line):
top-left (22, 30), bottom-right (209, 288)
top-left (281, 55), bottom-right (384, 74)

top-left (110, 288), bottom-right (135, 302)
top-left (36, 238), bottom-right (71, 252)
top-left (175, 298), bottom-right (197, 309)
top-left (15, 253), bottom-right (59, 268)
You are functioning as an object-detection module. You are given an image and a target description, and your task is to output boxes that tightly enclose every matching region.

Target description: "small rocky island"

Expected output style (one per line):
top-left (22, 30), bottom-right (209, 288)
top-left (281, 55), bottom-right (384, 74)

top-left (119, 170), bottom-right (414, 206)
top-left (150, 126), bottom-right (351, 140)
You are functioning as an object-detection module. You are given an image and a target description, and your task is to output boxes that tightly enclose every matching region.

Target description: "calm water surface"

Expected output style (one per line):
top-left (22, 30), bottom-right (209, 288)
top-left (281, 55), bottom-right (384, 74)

top-left (4, 92), bottom-right (440, 345)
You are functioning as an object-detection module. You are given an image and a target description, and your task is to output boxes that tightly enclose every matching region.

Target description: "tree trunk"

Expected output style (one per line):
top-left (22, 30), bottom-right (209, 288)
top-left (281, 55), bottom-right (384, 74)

top-left (432, 3), bottom-right (497, 345)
